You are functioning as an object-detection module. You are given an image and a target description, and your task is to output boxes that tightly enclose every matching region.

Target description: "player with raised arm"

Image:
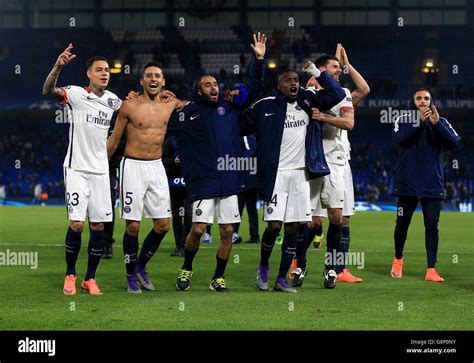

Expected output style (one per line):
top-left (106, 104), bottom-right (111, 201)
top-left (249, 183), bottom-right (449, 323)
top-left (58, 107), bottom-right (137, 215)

top-left (43, 44), bottom-right (122, 295)
top-left (240, 61), bottom-right (345, 293)
top-left (290, 44), bottom-right (370, 288)
top-left (107, 62), bottom-right (184, 293)
top-left (170, 33), bottom-right (267, 293)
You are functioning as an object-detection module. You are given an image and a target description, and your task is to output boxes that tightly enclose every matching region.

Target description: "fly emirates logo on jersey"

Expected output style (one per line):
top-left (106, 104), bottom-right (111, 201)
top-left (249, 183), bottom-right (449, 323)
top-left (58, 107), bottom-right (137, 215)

top-left (284, 113), bottom-right (307, 129)
top-left (86, 110), bottom-right (111, 127)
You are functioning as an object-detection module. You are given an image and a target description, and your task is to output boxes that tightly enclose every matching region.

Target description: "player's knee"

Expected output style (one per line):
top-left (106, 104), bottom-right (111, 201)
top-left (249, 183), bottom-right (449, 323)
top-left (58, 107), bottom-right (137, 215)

top-left (283, 223), bottom-right (298, 235)
top-left (328, 209), bottom-right (342, 224)
top-left (126, 221), bottom-right (140, 236)
top-left (219, 224), bottom-right (233, 239)
top-left (424, 219), bottom-right (439, 231)
top-left (70, 221), bottom-right (84, 233)
top-left (267, 221), bottom-right (282, 234)
top-left (342, 216), bottom-right (350, 228)
top-left (90, 222), bottom-right (104, 231)
top-left (311, 216), bottom-right (323, 229)
top-left (154, 220), bottom-right (169, 234)
top-left (191, 223), bottom-right (206, 237)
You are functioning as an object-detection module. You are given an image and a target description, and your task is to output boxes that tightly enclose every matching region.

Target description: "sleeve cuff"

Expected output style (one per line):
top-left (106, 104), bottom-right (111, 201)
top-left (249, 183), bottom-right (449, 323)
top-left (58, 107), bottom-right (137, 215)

top-left (58, 88), bottom-right (67, 105)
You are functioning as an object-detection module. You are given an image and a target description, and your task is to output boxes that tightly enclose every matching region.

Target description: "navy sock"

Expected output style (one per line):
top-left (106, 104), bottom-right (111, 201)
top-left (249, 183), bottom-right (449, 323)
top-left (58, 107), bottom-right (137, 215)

top-left (213, 256), bottom-right (228, 279)
top-left (123, 232), bottom-right (139, 276)
top-left (137, 229), bottom-right (166, 269)
top-left (182, 248), bottom-right (199, 271)
top-left (85, 229), bottom-right (105, 280)
top-left (260, 227), bottom-right (280, 267)
top-left (65, 227), bottom-right (82, 276)
top-left (325, 223), bottom-right (342, 270)
top-left (277, 232), bottom-right (297, 279)
top-left (295, 224), bottom-right (309, 269)
top-left (335, 226), bottom-right (350, 274)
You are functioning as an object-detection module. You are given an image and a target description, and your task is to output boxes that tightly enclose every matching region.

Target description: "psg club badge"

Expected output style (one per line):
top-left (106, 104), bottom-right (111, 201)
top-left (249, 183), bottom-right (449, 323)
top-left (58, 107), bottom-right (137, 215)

top-left (107, 98), bottom-right (114, 107)
top-left (266, 207), bottom-right (273, 214)
top-left (124, 206), bottom-right (131, 214)
top-left (217, 106), bottom-right (225, 116)
top-left (196, 209), bottom-right (202, 216)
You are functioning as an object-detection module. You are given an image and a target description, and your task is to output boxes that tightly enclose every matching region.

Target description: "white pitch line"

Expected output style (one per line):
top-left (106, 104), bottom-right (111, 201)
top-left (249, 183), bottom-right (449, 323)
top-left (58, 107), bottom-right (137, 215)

top-left (0, 243), bottom-right (472, 254)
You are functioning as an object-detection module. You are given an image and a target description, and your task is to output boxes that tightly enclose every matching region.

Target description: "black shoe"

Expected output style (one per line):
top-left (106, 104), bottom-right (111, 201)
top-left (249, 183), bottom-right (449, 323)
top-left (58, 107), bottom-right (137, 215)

top-left (245, 239), bottom-right (260, 243)
top-left (102, 243), bottom-right (113, 259)
top-left (291, 266), bottom-right (308, 287)
top-left (209, 277), bottom-right (230, 292)
top-left (170, 247), bottom-right (184, 257)
top-left (323, 268), bottom-right (337, 289)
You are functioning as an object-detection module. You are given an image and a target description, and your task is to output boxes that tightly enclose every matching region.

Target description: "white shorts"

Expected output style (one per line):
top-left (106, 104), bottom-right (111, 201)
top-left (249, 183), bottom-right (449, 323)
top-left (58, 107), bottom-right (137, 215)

top-left (64, 167), bottom-right (112, 223)
top-left (192, 195), bottom-right (241, 224)
top-left (342, 161), bottom-right (355, 216)
top-left (311, 162), bottom-right (345, 217)
top-left (264, 168), bottom-right (311, 223)
top-left (119, 157), bottom-right (171, 221)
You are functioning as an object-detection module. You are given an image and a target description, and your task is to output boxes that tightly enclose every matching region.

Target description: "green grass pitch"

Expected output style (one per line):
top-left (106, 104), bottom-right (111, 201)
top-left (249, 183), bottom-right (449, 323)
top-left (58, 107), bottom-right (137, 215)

top-left (0, 206), bottom-right (472, 330)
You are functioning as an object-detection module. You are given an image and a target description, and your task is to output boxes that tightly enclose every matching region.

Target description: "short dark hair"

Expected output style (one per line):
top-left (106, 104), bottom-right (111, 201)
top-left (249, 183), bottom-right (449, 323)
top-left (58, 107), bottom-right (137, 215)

top-left (277, 70), bottom-right (298, 85)
top-left (86, 56), bottom-right (109, 70)
top-left (314, 54), bottom-right (339, 69)
top-left (142, 62), bottom-right (165, 79)
top-left (195, 74), bottom-right (216, 90)
top-left (413, 87), bottom-right (431, 95)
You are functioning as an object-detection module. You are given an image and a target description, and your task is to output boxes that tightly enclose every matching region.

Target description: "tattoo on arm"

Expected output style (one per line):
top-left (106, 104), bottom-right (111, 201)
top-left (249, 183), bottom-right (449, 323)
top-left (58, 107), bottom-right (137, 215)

top-left (43, 65), bottom-right (64, 101)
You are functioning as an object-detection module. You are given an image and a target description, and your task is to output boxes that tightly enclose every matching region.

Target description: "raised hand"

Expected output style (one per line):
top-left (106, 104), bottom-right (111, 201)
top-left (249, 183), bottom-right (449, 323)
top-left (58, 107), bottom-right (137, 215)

top-left (250, 32), bottom-right (267, 60)
top-left (340, 45), bottom-right (349, 66)
top-left (303, 60), bottom-right (321, 77)
top-left (55, 43), bottom-right (76, 67)
top-left (335, 43), bottom-right (343, 63)
top-left (160, 90), bottom-right (176, 103)
top-left (429, 104), bottom-right (440, 125)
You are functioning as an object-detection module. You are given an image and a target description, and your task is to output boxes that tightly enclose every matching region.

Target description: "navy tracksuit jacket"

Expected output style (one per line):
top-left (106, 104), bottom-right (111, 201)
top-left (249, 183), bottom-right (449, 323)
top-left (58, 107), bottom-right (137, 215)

top-left (392, 103), bottom-right (461, 199)
top-left (167, 56), bottom-right (265, 203)
top-left (239, 71), bottom-right (346, 202)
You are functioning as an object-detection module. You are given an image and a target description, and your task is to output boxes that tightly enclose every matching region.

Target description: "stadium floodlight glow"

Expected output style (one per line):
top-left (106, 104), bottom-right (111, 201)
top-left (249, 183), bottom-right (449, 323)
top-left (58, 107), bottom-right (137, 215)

top-left (110, 68), bottom-right (121, 74)
top-left (422, 67), bottom-right (430, 73)
top-left (425, 60), bottom-right (434, 68)
top-left (114, 60), bottom-right (122, 68)
top-left (268, 60), bottom-right (277, 69)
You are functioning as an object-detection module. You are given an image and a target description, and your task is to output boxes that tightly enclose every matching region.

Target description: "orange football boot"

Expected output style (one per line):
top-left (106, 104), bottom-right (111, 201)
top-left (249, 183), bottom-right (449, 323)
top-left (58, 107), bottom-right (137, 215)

top-left (336, 268), bottom-right (363, 282)
top-left (81, 278), bottom-right (103, 295)
top-left (425, 268), bottom-right (445, 282)
top-left (391, 257), bottom-right (404, 278)
top-left (63, 274), bottom-right (76, 295)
